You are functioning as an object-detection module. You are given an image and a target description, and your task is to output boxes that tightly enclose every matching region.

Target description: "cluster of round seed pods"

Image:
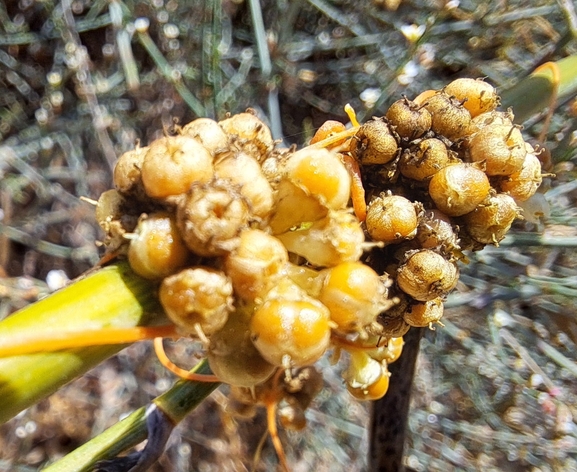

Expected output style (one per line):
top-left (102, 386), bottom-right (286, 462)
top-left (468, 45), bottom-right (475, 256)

top-left (96, 109), bottom-right (403, 426)
top-left (95, 79), bottom-right (542, 450)
top-left (341, 77), bottom-right (542, 333)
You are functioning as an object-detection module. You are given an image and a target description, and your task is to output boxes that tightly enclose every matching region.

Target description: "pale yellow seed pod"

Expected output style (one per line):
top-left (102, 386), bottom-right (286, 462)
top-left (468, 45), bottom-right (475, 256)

top-left (113, 146), bottom-right (148, 196)
top-left (276, 210), bottom-right (365, 267)
top-left (127, 212), bottom-right (190, 280)
top-left (318, 262), bottom-right (387, 332)
top-left (141, 136), bottom-right (214, 199)
top-left (224, 229), bottom-right (289, 302)
top-left (396, 249), bottom-right (458, 301)
top-left (284, 147), bottom-right (351, 210)
top-left (181, 117), bottom-right (229, 156)
top-left (403, 297), bottom-right (444, 327)
top-left (176, 180), bottom-right (250, 256)
top-left (344, 350), bottom-right (390, 401)
top-left (250, 279), bottom-right (331, 367)
top-left (159, 267), bottom-right (234, 335)
top-left (214, 151), bottom-right (274, 219)
top-left (218, 111), bottom-right (274, 161)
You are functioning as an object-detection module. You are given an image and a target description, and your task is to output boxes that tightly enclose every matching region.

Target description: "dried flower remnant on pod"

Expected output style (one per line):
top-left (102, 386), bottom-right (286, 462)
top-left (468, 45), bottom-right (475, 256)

top-left (97, 79), bottom-right (541, 465)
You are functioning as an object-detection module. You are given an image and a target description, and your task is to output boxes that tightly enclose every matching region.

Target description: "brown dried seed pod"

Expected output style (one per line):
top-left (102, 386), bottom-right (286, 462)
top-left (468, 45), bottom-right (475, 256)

top-left (176, 180), bottom-right (250, 256)
top-left (444, 78), bottom-right (499, 118)
top-left (415, 209), bottom-right (459, 251)
top-left (141, 136), bottom-right (214, 199)
top-left (224, 229), bottom-right (289, 302)
top-left (468, 124), bottom-right (527, 176)
top-left (403, 297), bottom-right (444, 327)
top-left (113, 146), bottom-right (148, 196)
top-left (218, 111), bottom-right (274, 161)
top-left (127, 212), bottom-right (190, 280)
top-left (354, 118), bottom-right (399, 165)
top-left (365, 194), bottom-right (418, 244)
top-left (462, 193), bottom-right (520, 245)
top-left (423, 91), bottom-right (472, 142)
top-left (214, 151), bottom-right (274, 219)
top-left (396, 249), bottom-right (459, 301)
top-left (399, 138), bottom-right (452, 181)
top-left (159, 267), bottom-right (234, 335)
top-left (385, 97), bottom-right (432, 140)
top-left (181, 117), bottom-right (229, 156)
top-left (377, 314), bottom-right (411, 338)
top-left (429, 163), bottom-right (491, 216)
top-left (497, 148), bottom-right (542, 202)
top-left (208, 307), bottom-right (276, 387)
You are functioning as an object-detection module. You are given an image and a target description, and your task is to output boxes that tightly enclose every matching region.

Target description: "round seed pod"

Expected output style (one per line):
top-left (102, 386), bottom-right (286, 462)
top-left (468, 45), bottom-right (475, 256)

top-left (318, 262), bottom-right (388, 333)
top-left (224, 229), bottom-right (289, 302)
top-left (284, 147), bottom-right (351, 211)
top-left (181, 117), bottom-right (229, 156)
top-left (423, 91), bottom-right (472, 141)
top-left (462, 193), bottom-right (520, 245)
top-left (345, 351), bottom-right (390, 401)
top-left (396, 249), bottom-right (459, 301)
top-left (385, 97), bottom-right (432, 140)
top-left (127, 212), bottom-right (190, 280)
top-left (176, 180), bottom-right (250, 257)
top-left (403, 297), bottom-right (444, 327)
top-left (159, 267), bottom-right (233, 335)
top-left (470, 109), bottom-right (514, 133)
top-left (365, 194), bottom-right (418, 244)
top-left (429, 163), bottom-right (491, 216)
top-left (498, 149), bottom-right (542, 202)
top-left (214, 151), bottom-right (274, 219)
top-left (414, 209), bottom-right (457, 249)
top-left (444, 78), bottom-right (499, 118)
top-left (275, 210), bottom-right (365, 267)
top-left (140, 136), bottom-right (214, 199)
top-left (279, 405), bottom-right (307, 431)
top-left (208, 308), bottom-right (276, 387)
top-left (113, 146), bottom-right (148, 196)
top-left (399, 138), bottom-right (451, 181)
top-left (354, 118), bottom-right (399, 165)
top-left (95, 189), bottom-right (124, 230)
top-left (218, 111), bottom-right (274, 161)
top-left (250, 280), bottom-right (331, 367)
top-left (468, 124), bottom-right (526, 176)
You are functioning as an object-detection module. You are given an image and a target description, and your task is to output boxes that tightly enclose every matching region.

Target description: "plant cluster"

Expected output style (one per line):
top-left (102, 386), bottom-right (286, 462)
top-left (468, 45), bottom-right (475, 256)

top-left (95, 79), bottom-right (542, 461)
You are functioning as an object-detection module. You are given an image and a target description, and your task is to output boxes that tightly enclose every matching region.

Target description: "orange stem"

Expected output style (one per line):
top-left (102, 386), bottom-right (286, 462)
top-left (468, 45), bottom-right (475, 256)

top-left (0, 325), bottom-right (179, 357)
top-left (153, 337), bottom-right (219, 382)
top-left (341, 153), bottom-right (367, 221)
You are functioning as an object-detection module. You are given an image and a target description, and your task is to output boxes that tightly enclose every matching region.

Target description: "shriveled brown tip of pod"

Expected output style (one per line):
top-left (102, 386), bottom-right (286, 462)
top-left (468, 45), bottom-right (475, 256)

top-left (354, 118), bottom-right (399, 165)
top-left (176, 180), bottom-right (250, 257)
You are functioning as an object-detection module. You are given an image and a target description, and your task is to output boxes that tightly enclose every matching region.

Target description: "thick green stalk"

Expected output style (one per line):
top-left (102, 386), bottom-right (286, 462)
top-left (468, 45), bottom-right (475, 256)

top-left (0, 261), bottom-right (162, 424)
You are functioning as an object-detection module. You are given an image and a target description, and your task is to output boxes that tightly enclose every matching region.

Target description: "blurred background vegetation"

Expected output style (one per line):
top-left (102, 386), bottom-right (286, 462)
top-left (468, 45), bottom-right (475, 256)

top-left (0, 0), bottom-right (576, 471)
